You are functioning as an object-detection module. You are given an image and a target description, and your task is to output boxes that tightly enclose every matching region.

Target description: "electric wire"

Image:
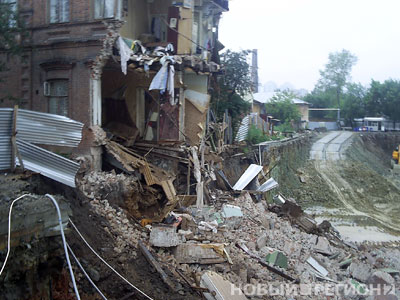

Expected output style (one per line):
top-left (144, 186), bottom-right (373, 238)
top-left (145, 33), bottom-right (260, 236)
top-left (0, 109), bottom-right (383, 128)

top-left (66, 242), bottom-right (108, 300)
top-left (0, 194), bottom-right (81, 300)
top-left (45, 194), bottom-right (81, 300)
top-left (68, 218), bottom-right (155, 300)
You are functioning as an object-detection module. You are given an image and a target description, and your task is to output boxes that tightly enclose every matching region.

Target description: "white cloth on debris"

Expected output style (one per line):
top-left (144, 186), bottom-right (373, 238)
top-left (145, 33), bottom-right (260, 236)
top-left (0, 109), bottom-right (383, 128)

top-left (118, 37), bottom-right (133, 75)
top-left (149, 56), bottom-right (176, 105)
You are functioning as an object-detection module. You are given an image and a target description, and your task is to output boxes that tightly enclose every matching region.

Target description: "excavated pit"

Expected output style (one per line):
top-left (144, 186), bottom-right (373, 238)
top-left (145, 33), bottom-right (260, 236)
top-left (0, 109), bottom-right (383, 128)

top-left (286, 132), bottom-right (400, 243)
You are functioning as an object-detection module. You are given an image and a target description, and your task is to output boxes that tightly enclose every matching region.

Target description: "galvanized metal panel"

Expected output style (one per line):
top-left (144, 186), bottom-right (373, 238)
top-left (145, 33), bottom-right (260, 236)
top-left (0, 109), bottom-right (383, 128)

top-left (232, 164), bottom-right (263, 191)
top-left (0, 109), bottom-right (13, 170)
top-left (0, 108), bottom-right (13, 135)
top-left (0, 137), bottom-right (11, 170)
top-left (16, 140), bottom-right (79, 187)
top-left (16, 109), bottom-right (83, 147)
top-left (257, 177), bottom-right (279, 192)
top-left (235, 115), bottom-right (249, 142)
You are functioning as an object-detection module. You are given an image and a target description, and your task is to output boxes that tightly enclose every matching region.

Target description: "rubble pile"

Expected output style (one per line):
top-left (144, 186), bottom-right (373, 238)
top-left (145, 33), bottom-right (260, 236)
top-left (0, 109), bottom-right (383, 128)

top-left (89, 197), bottom-right (142, 255)
top-left (73, 137), bottom-right (400, 299)
top-left (135, 189), bottom-right (400, 299)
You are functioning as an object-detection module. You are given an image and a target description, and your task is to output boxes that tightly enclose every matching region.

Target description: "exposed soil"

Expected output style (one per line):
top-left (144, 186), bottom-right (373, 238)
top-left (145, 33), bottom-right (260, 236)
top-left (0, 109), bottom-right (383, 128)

top-left (0, 173), bottom-right (199, 300)
top-left (286, 132), bottom-right (400, 243)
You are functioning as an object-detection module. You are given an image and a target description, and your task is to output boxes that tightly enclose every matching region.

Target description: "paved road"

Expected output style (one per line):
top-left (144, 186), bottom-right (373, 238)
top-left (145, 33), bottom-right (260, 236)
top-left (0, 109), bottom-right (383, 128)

top-left (310, 131), bottom-right (354, 160)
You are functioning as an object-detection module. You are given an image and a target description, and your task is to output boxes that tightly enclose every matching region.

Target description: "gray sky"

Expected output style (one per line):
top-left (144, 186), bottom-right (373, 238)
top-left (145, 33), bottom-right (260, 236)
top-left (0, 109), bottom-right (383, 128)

top-left (219, 0), bottom-right (400, 91)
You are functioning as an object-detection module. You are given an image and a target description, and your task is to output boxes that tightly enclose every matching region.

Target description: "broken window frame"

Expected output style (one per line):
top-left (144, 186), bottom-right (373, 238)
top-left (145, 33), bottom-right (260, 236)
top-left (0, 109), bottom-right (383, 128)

top-left (47, 79), bottom-right (69, 117)
top-left (49, 0), bottom-right (70, 24)
top-left (94, 0), bottom-right (122, 20)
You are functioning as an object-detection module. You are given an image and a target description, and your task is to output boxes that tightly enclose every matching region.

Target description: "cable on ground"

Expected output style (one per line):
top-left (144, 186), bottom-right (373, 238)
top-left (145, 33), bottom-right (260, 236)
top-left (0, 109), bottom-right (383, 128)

top-left (66, 242), bottom-right (108, 300)
top-left (0, 194), bottom-right (81, 300)
top-left (68, 218), bottom-right (154, 300)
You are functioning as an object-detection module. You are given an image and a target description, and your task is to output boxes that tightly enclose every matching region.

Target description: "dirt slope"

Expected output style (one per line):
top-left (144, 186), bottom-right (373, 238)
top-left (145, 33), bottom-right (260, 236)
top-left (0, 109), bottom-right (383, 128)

top-left (289, 132), bottom-right (400, 243)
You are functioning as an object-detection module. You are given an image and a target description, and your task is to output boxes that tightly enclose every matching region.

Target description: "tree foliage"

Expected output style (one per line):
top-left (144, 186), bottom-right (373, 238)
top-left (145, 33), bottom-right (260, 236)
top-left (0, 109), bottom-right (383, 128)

top-left (365, 79), bottom-right (400, 123)
top-left (316, 49), bottom-right (358, 108)
top-left (265, 90), bottom-right (301, 126)
top-left (211, 50), bottom-right (252, 133)
top-left (341, 83), bottom-right (367, 125)
top-left (0, 2), bottom-right (26, 72)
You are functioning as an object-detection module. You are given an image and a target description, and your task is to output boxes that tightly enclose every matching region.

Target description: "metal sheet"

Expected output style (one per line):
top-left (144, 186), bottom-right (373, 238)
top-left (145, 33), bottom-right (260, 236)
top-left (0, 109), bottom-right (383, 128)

top-left (306, 256), bottom-right (329, 277)
top-left (16, 109), bottom-right (83, 147)
top-left (232, 164), bottom-right (263, 191)
top-left (0, 137), bottom-right (12, 170)
top-left (257, 177), bottom-right (279, 192)
top-left (16, 140), bottom-right (79, 187)
top-left (0, 109), bottom-right (13, 170)
top-left (235, 115), bottom-right (249, 142)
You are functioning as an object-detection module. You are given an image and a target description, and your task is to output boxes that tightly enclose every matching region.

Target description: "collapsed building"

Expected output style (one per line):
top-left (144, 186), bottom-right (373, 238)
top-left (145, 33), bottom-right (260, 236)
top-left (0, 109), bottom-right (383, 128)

top-left (0, 0), bottom-right (229, 162)
top-left (2, 1), bottom-right (400, 300)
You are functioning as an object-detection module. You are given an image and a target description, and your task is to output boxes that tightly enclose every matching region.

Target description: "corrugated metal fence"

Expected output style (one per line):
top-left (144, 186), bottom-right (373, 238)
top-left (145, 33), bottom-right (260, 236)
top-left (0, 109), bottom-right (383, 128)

top-left (0, 108), bottom-right (83, 187)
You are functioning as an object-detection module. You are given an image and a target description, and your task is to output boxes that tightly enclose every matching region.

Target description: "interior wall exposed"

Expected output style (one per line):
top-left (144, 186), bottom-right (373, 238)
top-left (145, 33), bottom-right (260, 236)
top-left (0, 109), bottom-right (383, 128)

top-left (120, 0), bottom-right (150, 40)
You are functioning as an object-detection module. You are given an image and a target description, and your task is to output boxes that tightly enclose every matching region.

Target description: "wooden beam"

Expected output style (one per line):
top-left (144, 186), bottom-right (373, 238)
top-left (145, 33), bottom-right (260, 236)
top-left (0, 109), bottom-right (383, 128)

top-left (138, 241), bottom-right (176, 291)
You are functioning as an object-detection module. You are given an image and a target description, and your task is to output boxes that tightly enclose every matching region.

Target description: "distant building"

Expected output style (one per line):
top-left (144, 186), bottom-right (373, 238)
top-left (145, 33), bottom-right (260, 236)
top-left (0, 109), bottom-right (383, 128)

top-left (252, 92), bottom-right (309, 128)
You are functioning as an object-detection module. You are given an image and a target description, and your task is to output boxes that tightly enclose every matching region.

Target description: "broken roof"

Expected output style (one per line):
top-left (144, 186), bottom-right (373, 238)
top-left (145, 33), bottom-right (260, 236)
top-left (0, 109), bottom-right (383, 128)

top-left (116, 36), bottom-right (221, 75)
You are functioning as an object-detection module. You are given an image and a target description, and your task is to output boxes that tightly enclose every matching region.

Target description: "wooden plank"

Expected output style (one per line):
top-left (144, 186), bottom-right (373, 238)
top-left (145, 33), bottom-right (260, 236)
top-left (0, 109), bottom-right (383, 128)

top-left (11, 105), bottom-right (24, 171)
top-left (140, 162), bottom-right (156, 186)
top-left (161, 179), bottom-right (176, 201)
top-left (138, 241), bottom-right (176, 291)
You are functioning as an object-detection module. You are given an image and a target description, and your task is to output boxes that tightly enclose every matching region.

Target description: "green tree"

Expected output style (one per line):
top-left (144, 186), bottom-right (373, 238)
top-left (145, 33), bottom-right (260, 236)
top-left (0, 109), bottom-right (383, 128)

top-left (341, 83), bottom-right (367, 126)
top-left (211, 50), bottom-right (252, 133)
top-left (0, 1), bottom-right (26, 72)
top-left (265, 90), bottom-right (301, 131)
top-left (365, 79), bottom-right (400, 126)
top-left (317, 49), bottom-right (358, 108)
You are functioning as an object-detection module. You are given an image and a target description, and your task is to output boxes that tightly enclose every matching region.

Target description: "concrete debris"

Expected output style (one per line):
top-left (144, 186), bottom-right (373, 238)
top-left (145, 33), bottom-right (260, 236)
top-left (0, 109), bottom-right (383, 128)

top-left (198, 220), bottom-right (219, 233)
top-left (174, 243), bottom-right (226, 264)
top-left (200, 271), bottom-right (248, 300)
top-left (150, 225), bottom-right (183, 247)
top-left (314, 236), bottom-right (334, 256)
top-left (349, 260), bottom-right (373, 283)
top-left (221, 204), bottom-right (243, 218)
top-left (256, 233), bottom-right (268, 250)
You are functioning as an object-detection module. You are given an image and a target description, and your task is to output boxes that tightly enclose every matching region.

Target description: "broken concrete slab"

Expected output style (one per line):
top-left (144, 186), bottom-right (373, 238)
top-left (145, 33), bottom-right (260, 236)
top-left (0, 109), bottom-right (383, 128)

top-left (314, 236), bottom-right (334, 256)
top-left (200, 271), bottom-right (248, 300)
top-left (174, 243), bottom-right (226, 264)
top-left (222, 204), bottom-right (243, 218)
top-left (256, 233), bottom-right (268, 250)
top-left (349, 261), bottom-right (373, 283)
top-left (149, 225), bottom-right (183, 247)
top-left (367, 271), bottom-right (398, 300)
top-left (368, 270), bottom-right (395, 286)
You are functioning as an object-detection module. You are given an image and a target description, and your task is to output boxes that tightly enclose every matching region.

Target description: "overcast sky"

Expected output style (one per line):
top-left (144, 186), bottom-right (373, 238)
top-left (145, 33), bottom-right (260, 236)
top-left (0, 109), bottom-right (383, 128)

top-left (219, 0), bottom-right (400, 91)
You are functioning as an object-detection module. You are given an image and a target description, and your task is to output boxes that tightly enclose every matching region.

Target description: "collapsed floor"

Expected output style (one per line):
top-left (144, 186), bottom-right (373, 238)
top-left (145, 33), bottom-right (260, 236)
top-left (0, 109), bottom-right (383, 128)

top-left (1, 132), bottom-right (400, 300)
